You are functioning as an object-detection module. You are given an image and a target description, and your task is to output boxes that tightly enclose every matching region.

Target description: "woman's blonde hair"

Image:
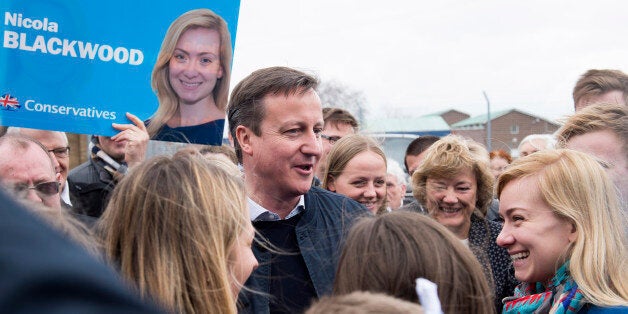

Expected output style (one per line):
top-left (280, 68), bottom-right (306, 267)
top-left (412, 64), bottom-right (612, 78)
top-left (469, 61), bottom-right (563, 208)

top-left (333, 211), bottom-right (495, 314)
top-left (98, 154), bottom-right (248, 313)
top-left (322, 134), bottom-right (388, 214)
top-left (497, 149), bottom-right (628, 306)
top-left (412, 135), bottom-right (494, 216)
top-left (148, 8), bottom-right (233, 138)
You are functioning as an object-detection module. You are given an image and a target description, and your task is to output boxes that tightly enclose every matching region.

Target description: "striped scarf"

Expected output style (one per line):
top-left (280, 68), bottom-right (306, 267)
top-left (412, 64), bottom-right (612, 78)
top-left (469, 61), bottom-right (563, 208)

top-left (503, 261), bottom-right (587, 314)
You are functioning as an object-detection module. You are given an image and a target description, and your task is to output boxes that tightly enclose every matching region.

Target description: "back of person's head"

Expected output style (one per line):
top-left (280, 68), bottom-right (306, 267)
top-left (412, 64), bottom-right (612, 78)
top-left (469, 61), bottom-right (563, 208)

top-left (497, 149), bottom-right (628, 306)
top-left (517, 134), bottom-right (556, 157)
top-left (413, 135), bottom-right (494, 216)
top-left (333, 211), bottom-right (494, 314)
top-left (322, 107), bottom-right (359, 131)
top-left (573, 69), bottom-right (628, 111)
top-left (174, 144), bottom-right (238, 165)
top-left (198, 144), bottom-right (238, 165)
top-left (227, 66), bottom-right (319, 163)
top-left (322, 134), bottom-right (386, 189)
top-left (98, 153), bottom-right (248, 313)
top-left (556, 103), bottom-right (627, 156)
top-left (489, 150), bottom-right (513, 164)
top-left (306, 291), bottom-right (424, 314)
top-left (404, 136), bottom-right (440, 173)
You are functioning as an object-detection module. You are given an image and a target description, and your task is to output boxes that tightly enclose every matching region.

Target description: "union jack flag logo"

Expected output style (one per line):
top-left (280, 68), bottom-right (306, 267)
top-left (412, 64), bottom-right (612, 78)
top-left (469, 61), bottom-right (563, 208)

top-left (0, 94), bottom-right (20, 110)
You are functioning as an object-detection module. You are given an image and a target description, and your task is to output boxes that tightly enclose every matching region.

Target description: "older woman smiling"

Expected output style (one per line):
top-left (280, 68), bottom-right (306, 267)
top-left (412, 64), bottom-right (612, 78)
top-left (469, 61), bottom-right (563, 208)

top-left (412, 135), bottom-right (518, 311)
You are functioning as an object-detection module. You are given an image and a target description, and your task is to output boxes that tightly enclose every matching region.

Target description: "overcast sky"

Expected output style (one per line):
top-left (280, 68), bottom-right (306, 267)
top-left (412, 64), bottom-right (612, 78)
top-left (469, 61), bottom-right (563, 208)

top-left (230, 0), bottom-right (628, 123)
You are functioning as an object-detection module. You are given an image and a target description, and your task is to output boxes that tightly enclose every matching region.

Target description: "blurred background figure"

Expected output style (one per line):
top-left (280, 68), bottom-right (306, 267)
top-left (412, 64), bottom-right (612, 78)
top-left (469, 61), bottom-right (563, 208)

top-left (556, 103), bottom-right (628, 211)
top-left (517, 133), bottom-right (556, 158)
top-left (399, 135), bottom-right (440, 213)
top-left (333, 211), bottom-right (495, 314)
top-left (306, 291), bottom-right (425, 314)
top-left (404, 135), bottom-right (440, 176)
top-left (385, 158), bottom-right (407, 211)
top-left (497, 149), bottom-right (628, 313)
top-left (572, 69), bottom-right (628, 111)
top-left (489, 149), bottom-right (512, 180)
top-left (68, 113), bottom-right (148, 218)
top-left (98, 154), bottom-right (256, 313)
top-left (412, 135), bottom-right (518, 311)
top-left (314, 107), bottom-right (359, 185)
top-left (323, 134), bottom-right (388, 214)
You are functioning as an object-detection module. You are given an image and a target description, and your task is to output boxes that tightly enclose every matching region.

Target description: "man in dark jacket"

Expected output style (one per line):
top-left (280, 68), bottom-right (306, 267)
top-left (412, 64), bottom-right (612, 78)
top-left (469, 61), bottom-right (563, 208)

top-left (67, 136), bottom-right (124, 217)
top-left (228, 66), bottom-right (368, 313)
top-left (67, 114), bottom-right (148, 217)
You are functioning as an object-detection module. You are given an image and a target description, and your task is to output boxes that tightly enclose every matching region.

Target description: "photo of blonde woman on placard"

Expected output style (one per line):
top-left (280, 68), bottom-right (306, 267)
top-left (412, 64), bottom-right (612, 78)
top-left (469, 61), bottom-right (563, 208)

top-left (147, 8), bottom-right (232, 145)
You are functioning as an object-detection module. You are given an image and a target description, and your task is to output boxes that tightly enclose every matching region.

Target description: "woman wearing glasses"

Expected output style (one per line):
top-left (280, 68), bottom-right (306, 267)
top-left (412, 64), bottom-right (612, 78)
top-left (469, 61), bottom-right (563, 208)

top-left (411, 135), bottom-right (518, 311)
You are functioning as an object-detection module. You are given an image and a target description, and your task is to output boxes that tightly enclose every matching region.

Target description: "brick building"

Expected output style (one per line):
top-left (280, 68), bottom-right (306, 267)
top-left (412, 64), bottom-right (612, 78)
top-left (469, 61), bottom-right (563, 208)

top-left (423, 109), bottom-right (470, 126)
top-left (450, 109), bottom-right (561, 156)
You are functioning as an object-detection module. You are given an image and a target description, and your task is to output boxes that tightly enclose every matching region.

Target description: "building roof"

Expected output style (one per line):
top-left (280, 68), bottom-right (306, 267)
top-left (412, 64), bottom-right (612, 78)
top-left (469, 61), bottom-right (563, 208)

top-left (450, 108), bottom-right (561, 128)
top-left (364, 116), bottom-right (451, 135)
top-left (450, 109), bottom-right (512, 128)
top-left (421, 108), bottom-right (469, 117)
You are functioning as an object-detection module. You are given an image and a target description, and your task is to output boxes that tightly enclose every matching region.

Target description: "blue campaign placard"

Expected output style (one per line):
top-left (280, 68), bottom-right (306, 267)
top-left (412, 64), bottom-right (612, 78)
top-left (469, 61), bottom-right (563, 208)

top-left (0, 0), bottom-right (240, 136)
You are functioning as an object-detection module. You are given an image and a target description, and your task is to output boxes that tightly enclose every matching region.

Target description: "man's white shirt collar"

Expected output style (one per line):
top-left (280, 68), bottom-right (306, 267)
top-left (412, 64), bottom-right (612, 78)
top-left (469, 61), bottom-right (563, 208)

top-left (248, 195), bottom-right (305, 221)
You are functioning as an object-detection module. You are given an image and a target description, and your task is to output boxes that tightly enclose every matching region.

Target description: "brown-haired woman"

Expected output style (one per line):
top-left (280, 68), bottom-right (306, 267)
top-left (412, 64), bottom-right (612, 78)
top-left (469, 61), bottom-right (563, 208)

top-left (334, 211), bottom-right (495, 314)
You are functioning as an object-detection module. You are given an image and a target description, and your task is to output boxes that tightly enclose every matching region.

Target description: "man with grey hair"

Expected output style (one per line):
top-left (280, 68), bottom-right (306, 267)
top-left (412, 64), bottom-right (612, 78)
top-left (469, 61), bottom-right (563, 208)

top-left (0, 134), bottom-right (61, 209)
top-left (6, 127), bottom-right (71, 207)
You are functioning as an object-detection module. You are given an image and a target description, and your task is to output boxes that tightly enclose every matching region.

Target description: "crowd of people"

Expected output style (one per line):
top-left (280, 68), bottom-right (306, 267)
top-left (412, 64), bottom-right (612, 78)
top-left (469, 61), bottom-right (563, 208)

top-left (1, 23), bottom-right (627, 313)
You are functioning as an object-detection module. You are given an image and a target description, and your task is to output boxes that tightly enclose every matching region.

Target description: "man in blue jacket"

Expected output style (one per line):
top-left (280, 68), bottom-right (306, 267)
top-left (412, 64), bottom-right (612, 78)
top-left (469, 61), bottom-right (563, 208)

top-left (228, 66), bottom-right (368, 314)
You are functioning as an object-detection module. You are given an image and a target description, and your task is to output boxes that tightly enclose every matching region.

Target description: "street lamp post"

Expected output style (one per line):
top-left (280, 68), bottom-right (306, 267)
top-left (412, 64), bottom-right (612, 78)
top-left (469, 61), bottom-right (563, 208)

top-left (483, 91), bottom-right (491, 152)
